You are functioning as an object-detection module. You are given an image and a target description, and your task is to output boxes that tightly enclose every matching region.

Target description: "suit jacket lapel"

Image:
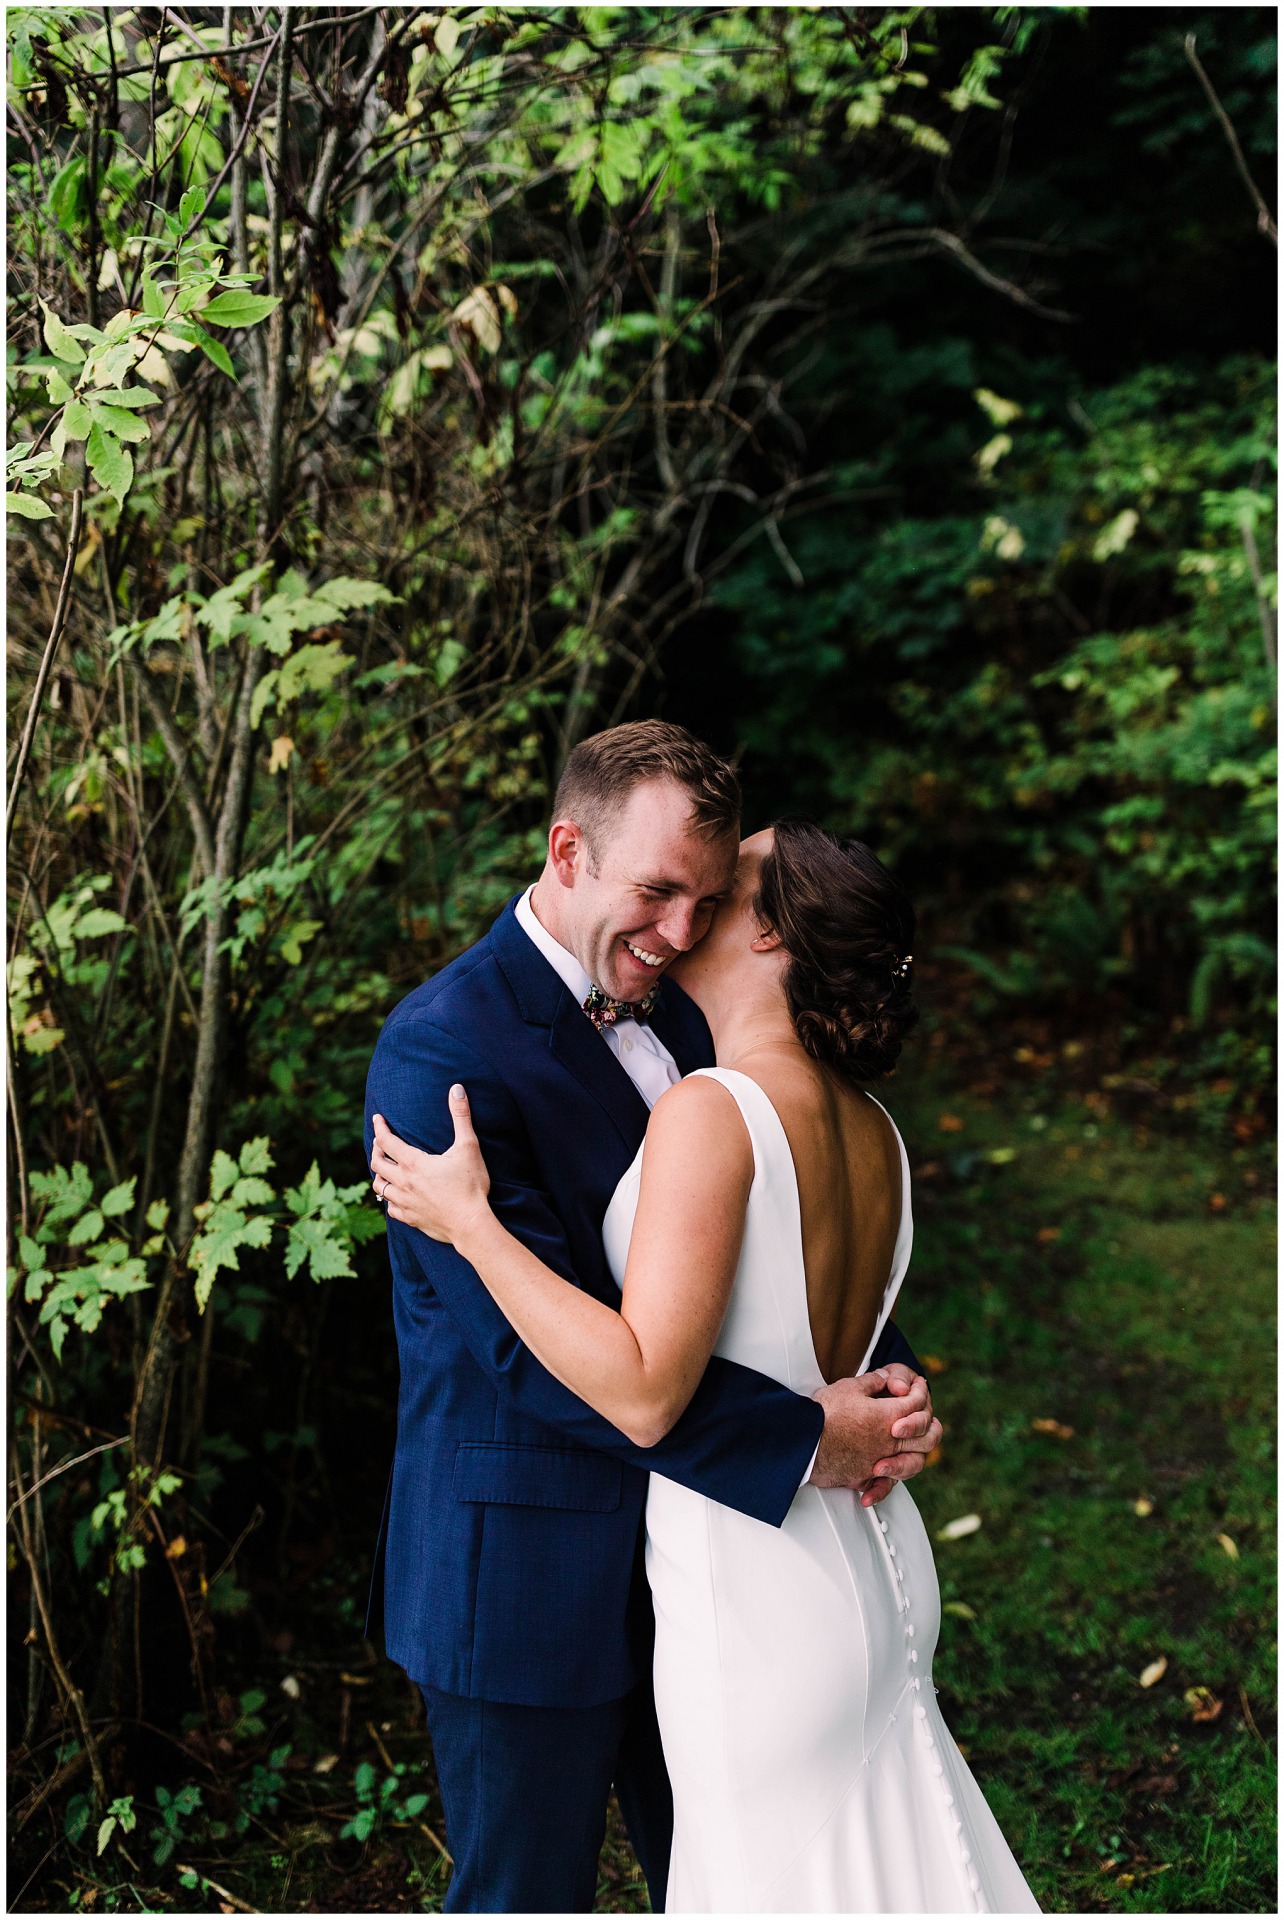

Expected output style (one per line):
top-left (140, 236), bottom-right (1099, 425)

top-left (549, 994), bottom-right (652, 1153)
top-left (490, 897), bottom-right (651, 1155)
top-left (648, 978), bottom-right (716, 1076)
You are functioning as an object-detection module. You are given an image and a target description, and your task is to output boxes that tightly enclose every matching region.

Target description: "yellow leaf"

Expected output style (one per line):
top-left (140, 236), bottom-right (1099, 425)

top-left (1133, 1496), bottom-right (1154, 1517)
top-left (1032, 1418), bottom-right (1074, 1440)
top-left (943, 1600), bottom-right (976, 1620)
top-left (165, 1534), bottom-right (187, 1560)
top-left (921, 1354), bottom-right (948, 1375)
top-left (1184, 1686), bottom-right (1223, 1722)
top-left (1139, 1655), bottom-right (1168, 1689)
top-left (938, 1113), bottom-right (964, 1133)
top-left (937, 1513), bottom-right (982, 1541)
top-left (1216, 1533), bottom-right (1240, 1560)
top-left (268, 734), bottom-right (294, 774)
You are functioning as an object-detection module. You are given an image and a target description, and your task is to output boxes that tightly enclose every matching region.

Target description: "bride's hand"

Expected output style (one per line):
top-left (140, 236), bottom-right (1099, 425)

top-left (371, 1088), bottom-right (492, 1245)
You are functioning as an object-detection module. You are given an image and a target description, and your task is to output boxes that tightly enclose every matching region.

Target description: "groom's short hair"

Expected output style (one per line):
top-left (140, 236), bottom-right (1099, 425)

top-left (554, 720), bottom-right (741, 853)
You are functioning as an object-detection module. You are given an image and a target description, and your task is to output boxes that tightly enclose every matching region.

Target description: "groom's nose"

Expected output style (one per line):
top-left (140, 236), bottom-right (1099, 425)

top-left (656, 897), bottom-right (704, 951)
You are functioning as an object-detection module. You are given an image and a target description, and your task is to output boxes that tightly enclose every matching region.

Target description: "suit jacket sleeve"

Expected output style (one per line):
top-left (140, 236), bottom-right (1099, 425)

top-left (869, 1317), bottom-right (922, 1374)
top-left (366, 1011), bottom-right (823, 1528)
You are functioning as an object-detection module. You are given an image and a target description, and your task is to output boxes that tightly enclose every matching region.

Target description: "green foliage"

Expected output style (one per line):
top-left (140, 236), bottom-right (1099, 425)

top-left (339, 1758), bottom-right (431, 1845)
top-left (717, 358), bottom-right (1276, 1095)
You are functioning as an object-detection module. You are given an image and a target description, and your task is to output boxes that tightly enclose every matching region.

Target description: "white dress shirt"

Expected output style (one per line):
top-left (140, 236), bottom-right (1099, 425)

top-left (514, 886), bottom-right (820, 1489)
top-left (514, 886), bottom-right (681, 1109)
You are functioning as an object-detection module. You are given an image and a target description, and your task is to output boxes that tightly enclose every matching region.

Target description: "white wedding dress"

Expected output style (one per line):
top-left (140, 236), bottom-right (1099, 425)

top-left (603, 1068), bottom-right (1039, 1915)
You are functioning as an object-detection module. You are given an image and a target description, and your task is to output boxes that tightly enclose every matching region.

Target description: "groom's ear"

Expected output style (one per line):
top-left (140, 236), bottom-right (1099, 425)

top-left (548, 818), bottom-right (587, 885)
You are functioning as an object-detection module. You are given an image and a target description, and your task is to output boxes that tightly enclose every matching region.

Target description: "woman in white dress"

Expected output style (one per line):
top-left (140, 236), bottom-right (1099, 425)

top-left (371, 821), bottom-right (1039, 1915)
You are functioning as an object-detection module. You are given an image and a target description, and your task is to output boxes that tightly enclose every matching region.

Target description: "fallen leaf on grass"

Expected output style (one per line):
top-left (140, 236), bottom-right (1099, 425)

top-left (921, 1353), bottom-right (948, 1374)
top-left (937, 1513), bottom-right (982, 1541)
top-left (987, 1146), bottom-right (1018, 1164)
top-left (1116, 1874), bottom-right (1135, 1889)
top-left (1031, 1418), bottom-right (1074, 1439)
top-left (1036, 1225), bottom-right (1062, 1244)
top-left (1184, 1686), bottom-right (1223, 1722)
top-left (926, 1444), bottom-right (943, 1467)
top-left (938, 1113), bottom-right (964, 1132)
top-left (312, 1752), bottom-right (339, 1774)
top-left (1208, 1191), bottom-right (1227, 1211)
top-left (1216, 1533), bottom-right (1240, 1560)
top-left (1132, 1496), bottom-right (1154, 1517)
top-left (1138, 1655), bottom-right (1168, 1688)
top-left (943, 1601), bottom-right (977, 1620)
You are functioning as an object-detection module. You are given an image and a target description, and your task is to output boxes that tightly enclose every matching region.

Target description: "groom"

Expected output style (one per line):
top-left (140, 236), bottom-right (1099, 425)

top-left (364, 720), bottom-right (940, 1913)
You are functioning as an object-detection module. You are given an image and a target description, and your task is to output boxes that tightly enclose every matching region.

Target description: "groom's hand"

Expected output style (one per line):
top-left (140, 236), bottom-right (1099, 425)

top-left (808, 1366), bottom-right (940, 1504)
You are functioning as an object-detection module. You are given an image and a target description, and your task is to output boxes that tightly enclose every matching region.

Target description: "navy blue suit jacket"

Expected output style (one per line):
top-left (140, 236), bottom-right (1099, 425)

top-left (365, 897), bottom-right (918, 1707)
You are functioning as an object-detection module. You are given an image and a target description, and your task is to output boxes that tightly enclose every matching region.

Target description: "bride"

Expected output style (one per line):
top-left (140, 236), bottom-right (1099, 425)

top-left (370, 819), bottom-right (1039, 1914)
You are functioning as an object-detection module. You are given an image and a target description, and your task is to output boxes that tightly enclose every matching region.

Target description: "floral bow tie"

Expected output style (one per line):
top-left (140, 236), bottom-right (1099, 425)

top-left (582, 982), bottom-right (660, 1030)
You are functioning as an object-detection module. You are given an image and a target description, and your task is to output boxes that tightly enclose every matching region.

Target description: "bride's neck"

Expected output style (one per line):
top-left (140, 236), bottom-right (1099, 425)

top-left (705, 995), bottom-right (801, 1072)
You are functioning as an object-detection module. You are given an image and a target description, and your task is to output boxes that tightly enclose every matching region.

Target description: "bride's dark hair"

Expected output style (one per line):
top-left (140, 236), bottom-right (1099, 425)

top-left (753, 819), bottom-right (918, 1084)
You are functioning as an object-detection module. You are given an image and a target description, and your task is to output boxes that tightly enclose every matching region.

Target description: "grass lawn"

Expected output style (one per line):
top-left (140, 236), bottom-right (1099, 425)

top-left (879, 1065), bottom-right (1276, 1915)
top-left (22, 1069), bottom-right (1274, 1914)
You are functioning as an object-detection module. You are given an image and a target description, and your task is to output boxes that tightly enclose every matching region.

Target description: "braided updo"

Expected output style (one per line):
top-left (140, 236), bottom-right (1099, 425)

top-left (754, 819), bottom-right (918, 1084)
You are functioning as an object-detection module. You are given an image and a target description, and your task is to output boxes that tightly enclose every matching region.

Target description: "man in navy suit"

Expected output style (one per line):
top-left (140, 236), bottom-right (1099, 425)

top-left (365, 721), bottom-right (939, 1912)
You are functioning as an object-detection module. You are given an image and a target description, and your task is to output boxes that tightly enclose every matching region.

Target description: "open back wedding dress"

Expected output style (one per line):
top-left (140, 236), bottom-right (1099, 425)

top-left (603, 1067), bottom-right (1039, 1914)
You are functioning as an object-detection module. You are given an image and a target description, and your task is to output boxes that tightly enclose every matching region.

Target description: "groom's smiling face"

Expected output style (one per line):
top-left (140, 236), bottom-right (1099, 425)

top-left (549, 776), bottom-right (739, 1001)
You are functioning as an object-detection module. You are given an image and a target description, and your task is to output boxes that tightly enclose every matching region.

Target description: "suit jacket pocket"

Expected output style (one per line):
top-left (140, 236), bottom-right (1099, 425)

top-left (452, 1441), bottom-right (623, 1513)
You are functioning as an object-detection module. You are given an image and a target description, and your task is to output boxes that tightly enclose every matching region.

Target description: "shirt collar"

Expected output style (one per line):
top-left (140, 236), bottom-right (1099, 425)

top-left (514, 885), bottom-right (594, 1004)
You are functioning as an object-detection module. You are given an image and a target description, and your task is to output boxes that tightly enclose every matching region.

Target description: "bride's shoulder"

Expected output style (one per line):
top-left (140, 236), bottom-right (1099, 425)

top-left (646, 1073), bottom-right (753, 1171)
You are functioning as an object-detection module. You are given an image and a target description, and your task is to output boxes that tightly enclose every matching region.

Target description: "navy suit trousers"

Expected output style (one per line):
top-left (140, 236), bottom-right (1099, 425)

top-left (422, 1678), bottom-right (671, 1913)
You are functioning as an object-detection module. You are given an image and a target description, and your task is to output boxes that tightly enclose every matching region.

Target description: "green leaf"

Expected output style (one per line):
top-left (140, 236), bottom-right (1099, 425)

top-left (100, 1178), bottom-right (137, 1218)
top-left (209, 1150), bottom-right (240, 1201)
top-left (46, 365), bottom-right (74, 405)
top-left (85, 423), bottom-right (133, 505)
top-left (231, 1176), bottom-right (275, 1208)
top-left (279, 919), bottom-right (323, 966)
top-left (141, 271), bottom-right (167, 320)
top-left (178, 184), bottom-right (204, 230)
top-left (19, 1235), bottom-right (45, 1273)
top-left (199, 289), bottom-right (281, 329)
top-left (186, 325), bottom-right (235, 377)
top-left (6, 492), bottom-right (54, 520)
top-left (146, 1198), bottom-right (170, 1232)
top-left (74, 907), bottom-right (128, 939)
top-left (61, 398), bottom-right (93, 441)
top-left (249, 669), bottom-right (279, 732)
top-left (285, 1214), bottom-right (355, 1283)
top-left (67, 1209), bottom-right (105, 1247)
top-left (87, 402), bottom-right (152, 446)
top-left (49, 156), bottom-right (88, 232)
top-left (41, 301), bottom-right (86, 365)
top-left (238, 1137), bottom-right (275, 1177)
top-left (97, 1816), bottom-right (117, 1856)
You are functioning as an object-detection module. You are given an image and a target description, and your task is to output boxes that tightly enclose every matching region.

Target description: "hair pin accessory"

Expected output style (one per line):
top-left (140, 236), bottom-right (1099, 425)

top-left (893, 953), bottom-right (913, 980)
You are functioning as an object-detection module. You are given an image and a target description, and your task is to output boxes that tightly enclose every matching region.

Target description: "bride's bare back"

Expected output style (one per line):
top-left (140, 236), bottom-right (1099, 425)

top-left (742, 1052), bottom-right (902, 1383)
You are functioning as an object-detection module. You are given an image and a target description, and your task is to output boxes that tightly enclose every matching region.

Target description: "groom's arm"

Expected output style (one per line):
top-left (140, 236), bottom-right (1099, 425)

top-left (369, 1013), bottom-right (823, 1527)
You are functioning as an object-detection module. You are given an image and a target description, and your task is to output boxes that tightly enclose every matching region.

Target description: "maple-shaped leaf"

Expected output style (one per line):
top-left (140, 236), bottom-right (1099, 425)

top-left (238, 1137), bottom-right (274, 1177)
top-left (231, 1176), bottom-right (274, 1209)
top-left (209, 1150), bottom-right (240, 1202)
top-left (285, 1215), bottom-right (355, 1283)
top-left (191, 1205), bottom-right (251, 1310)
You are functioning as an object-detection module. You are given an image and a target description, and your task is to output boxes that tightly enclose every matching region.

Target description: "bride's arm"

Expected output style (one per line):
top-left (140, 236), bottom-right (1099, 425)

top-left (371, 1077), bottom-right (752, 1447)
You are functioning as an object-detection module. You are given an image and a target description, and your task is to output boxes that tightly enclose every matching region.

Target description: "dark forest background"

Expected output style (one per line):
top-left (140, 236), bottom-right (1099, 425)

top-left (7, 7), bottom-right (1275, 1911)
